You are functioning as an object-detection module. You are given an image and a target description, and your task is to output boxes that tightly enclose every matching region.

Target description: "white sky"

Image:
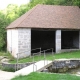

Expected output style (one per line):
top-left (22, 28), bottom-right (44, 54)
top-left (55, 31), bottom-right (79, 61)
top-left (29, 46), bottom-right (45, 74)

top-left (0, 0), bottom-right (30, 9)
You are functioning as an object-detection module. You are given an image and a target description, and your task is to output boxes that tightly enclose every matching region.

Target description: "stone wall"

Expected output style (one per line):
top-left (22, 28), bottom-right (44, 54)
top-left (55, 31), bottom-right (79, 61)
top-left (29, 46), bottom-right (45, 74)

top-left (7, 29), bottom-right (18, 58)
top-left (18, 28), bottom-right (31, 58)
top-left (2, 62), bottom-right (34, 71)
top-left (48, 59), bottom-right (80, 73)
top-left (7, 28), bottom-right (31, 58)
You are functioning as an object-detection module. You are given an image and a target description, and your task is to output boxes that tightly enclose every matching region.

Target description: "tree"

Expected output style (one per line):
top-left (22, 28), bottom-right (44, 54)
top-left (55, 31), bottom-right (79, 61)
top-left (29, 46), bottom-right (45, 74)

top-left (0, 0), bottom-right (80, 51)
top-left (0, 11), bottom-right (7, 50)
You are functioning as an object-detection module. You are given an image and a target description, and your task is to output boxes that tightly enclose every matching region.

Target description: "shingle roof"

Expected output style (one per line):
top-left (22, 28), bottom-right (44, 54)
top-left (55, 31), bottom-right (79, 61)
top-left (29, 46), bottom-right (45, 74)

top-left (7, 4), bottom-right (80, 29)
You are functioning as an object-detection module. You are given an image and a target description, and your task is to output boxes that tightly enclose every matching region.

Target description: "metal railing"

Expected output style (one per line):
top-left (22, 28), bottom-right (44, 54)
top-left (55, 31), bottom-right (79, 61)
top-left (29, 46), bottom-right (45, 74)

top-left (16, 50), bottom-right (29, 71)
top-left (32, 48), bottom-right (54, 71)
top-left (16, 47), bottom-right (54, 72)
top-left (31, 47), bottom-right (41, 52)
top-left (16, 47), bottom-right (41, 71)
top-left (43, 48), bottom-right (54, 66)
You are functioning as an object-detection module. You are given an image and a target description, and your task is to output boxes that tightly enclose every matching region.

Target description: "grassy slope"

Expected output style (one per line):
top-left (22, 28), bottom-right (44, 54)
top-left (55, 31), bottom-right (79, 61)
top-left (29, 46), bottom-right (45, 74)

top-left (12, 72), bottom-right (80, 80)
top-left (10, 50), bottom-right (80, 63)
top-left (0, 51), bottom-right (14, 60)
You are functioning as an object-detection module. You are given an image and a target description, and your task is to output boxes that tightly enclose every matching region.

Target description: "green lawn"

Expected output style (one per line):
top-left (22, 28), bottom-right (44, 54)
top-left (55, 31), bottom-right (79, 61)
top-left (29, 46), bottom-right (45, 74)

top-left (9, 50), bottom-right (80, 63)
top-left (12, 72), bottom-right (80, 80)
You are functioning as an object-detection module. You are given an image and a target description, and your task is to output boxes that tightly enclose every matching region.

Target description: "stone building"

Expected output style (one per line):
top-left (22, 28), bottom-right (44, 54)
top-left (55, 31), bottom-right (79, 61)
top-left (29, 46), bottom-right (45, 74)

top-left (6, 4), bottom-right (80, 58)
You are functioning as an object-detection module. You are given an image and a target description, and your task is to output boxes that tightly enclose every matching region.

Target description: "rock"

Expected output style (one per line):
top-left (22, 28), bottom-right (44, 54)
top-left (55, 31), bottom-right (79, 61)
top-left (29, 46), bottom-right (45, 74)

top-left (42, 69), bottom-right (49, 72)
top-left (0, 56), bottom-right (4, 60)
top-left (0, 56), bottom-right (8, 60)
top-left (1, 58), bottom-right (9, 63)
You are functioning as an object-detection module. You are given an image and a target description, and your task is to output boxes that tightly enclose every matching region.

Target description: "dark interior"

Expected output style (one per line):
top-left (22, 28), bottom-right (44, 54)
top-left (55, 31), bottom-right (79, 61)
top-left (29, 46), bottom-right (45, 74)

top-left (31, 29), bottom-right (55, 53)
top-left (61, 31), bottom-right (79, 49)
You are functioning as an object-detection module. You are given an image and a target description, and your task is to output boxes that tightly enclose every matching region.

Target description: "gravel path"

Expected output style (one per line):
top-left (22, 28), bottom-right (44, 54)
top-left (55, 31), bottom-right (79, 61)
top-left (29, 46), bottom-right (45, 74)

top-left (0, 70), bottom-right (14, 80)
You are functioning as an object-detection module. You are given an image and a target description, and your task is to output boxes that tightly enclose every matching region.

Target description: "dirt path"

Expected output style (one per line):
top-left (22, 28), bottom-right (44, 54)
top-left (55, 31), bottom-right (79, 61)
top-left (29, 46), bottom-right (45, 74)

top-left (0, 70), bottom-right (14, 80)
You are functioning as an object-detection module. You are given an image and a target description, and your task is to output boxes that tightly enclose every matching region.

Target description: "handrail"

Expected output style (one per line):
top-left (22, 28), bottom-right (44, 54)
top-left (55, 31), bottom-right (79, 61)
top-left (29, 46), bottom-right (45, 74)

top-left (32, 48), bottom-right (54, 66)
top-left (44, 48), bottom-right (53, 52)
top-left (43, 48), bottom-right (54, 66)
top-left (33, 53), bottom-right (38, 72)
top-left (16, 47), bottom-right (41, 71)
top-left (17, 47), bottom-right (41, 55)
top-left (32, 47), bottom-right (41, 51)
top-left (16, 47), bottom-right (54, 72)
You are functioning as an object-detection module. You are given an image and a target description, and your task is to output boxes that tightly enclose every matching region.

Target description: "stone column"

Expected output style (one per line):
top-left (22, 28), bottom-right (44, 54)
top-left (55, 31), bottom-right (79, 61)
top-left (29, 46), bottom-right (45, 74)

top-left (79, 31), bottom-right (80, 49)
top-left (18, 28), bottom-right (31, 58)
top-left (55, 30), bottom-right (61, 53)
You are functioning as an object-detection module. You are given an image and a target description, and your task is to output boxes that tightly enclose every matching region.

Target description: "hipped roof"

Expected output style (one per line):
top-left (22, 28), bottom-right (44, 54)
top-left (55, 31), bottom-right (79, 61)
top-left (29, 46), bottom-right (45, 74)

top-left (7, 4), bottom-right (80, 29)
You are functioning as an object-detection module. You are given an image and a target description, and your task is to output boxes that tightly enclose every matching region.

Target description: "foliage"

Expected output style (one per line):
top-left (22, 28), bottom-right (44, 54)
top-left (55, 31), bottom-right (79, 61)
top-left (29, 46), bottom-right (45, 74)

top-left (0, 0), bottom-right (80, 51)
top-left (1, 67), bottom-right (15, 72)
top-left (12, 72), bottom-right (80, 80)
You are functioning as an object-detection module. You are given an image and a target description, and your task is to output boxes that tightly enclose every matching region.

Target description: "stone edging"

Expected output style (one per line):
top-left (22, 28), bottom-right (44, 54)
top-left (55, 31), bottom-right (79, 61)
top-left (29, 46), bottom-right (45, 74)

top-left (1, 62), bottom-right (35, 70)
top-left (48, 59), bottom-right (80, 73)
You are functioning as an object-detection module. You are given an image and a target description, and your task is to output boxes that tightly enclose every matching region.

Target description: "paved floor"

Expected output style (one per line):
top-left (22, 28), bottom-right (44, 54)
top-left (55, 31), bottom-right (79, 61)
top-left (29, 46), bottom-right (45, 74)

top-left (0, 60), bottom-right (52, 80)
top-left (0, 60), bottom-right (80, 80)
top-left (15, 60), bottom-right (52, 76)
top-left (0, 70), bottom-right (14, 80)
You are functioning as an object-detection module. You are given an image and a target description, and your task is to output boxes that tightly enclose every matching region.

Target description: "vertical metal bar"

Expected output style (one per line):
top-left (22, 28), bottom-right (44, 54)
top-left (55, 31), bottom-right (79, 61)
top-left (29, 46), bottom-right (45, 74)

top-left (33, 54), bottom-right (34, 72)
top-left (40, 47), bottom-right (41, 60)
top-left (17, 53), bottom-right (18, 71)
top-left (52, 48), bottom-right (53, 62)
top-left (44, 50), bottom-right (45, 66)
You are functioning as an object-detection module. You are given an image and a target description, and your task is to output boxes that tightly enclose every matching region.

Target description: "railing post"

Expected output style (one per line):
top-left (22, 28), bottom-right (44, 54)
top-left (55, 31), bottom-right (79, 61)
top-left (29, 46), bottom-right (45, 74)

top-left (33, 53), bottom-right (37, 72)
top-left (17, 53), bottom-right (19, 71)
top-left (33, 54), bottom-right (34, 72)
top-left (52, 48), bottom-right (54, 60)
top-left (40, 47), bottom-right (41, 60)
top-left (44, 50), bottom-right (46, 66)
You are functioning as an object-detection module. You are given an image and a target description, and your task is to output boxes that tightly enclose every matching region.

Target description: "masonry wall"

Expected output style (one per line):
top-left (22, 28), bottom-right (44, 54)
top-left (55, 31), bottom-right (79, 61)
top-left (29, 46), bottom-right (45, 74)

top-left (18, 28), bottom-right (31, 58)
top-left (55, 30), bottom-right (61, 53)
top-left (7, 28), bottom-right (31, 58)
top-left (7, 30), bottom-right (12, 53)
top-left (7, 29), bottom-right (18, 58)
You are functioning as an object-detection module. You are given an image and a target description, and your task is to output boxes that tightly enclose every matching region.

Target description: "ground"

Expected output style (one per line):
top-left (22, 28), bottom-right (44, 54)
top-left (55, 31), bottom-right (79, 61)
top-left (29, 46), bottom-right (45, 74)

top-left (0, 51), bottom-right (80, 80)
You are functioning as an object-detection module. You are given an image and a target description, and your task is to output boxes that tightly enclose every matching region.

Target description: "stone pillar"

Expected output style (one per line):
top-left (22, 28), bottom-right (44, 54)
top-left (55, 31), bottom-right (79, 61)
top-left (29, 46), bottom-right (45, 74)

top-left (18, 28), bottom-right (31, 58)
top-left (55, 30), bottom-right (61, 53)
top-left (79, 31), bottom-right (80, 49)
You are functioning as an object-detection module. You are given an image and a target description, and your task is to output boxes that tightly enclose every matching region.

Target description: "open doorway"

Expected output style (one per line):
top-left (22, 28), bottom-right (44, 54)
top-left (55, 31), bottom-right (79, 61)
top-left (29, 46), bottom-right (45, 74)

top-left (31, 29), bottom-right (55, 53)
top-left (61, 31), bottom-right (79, 49)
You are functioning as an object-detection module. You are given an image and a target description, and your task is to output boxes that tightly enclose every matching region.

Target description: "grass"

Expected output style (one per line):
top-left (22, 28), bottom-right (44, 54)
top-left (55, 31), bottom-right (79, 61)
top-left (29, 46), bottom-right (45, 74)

top-left (0, 50), bottom-right (80, 63)
top-left (9, 50), bottom-right (80, 63)
top-left (0, 51), bottom-right (14, 60)
top-left (12, 72), bottom-right (80, 80)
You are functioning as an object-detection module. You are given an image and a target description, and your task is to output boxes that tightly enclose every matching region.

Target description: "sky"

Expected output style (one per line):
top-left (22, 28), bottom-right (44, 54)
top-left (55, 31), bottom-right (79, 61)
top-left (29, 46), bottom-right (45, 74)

top-left (0, 0), bottom-right (30, 9)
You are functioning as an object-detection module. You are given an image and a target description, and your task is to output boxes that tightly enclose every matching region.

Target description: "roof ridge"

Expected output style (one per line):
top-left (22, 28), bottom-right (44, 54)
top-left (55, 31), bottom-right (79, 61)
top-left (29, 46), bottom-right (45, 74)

top-left (17, 5), bottom-right (39, 27)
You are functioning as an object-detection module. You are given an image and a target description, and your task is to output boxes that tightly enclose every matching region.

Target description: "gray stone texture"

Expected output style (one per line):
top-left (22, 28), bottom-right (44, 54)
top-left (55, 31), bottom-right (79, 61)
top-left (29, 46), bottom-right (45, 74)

top-left (49, 60), bottom-right (80, 73)
top-left (55, 30), bottom-right (61, 53)
top-left (2, 62), bottom-right (34, 71)
top-left (18, 28), bottom-right (31, 58)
